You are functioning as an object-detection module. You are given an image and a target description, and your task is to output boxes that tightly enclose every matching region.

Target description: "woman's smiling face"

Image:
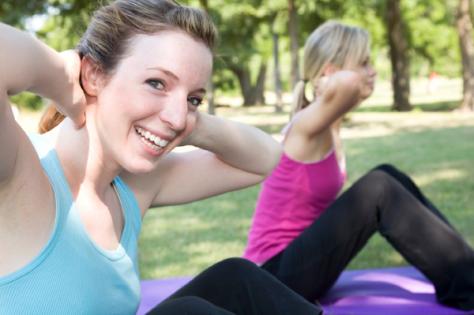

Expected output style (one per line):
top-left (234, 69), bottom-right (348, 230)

top-left (93, 30), bottom-right (213, 173)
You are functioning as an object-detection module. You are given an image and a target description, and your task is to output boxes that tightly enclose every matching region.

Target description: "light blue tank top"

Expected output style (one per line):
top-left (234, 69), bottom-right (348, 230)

top-left (0, 137), bottom-right (142, 314)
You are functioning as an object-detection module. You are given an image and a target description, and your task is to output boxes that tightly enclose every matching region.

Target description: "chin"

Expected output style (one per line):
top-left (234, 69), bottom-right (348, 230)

top-left (124, 159), bottom-right (158, 175)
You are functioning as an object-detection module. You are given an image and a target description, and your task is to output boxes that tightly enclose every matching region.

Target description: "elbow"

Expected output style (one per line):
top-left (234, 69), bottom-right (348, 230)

top-left (269, 139), bottom-right (283, 172)
top-left (257, 137), bottom-right (282, 180)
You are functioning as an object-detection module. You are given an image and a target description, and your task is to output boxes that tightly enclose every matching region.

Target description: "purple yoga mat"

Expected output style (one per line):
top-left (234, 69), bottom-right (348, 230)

top-left (137, 266), bottom-right (474, 315)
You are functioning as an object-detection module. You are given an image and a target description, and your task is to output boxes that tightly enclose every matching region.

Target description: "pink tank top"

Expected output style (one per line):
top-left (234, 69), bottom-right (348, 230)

top-left (243, 150), bottom-right (345, 264)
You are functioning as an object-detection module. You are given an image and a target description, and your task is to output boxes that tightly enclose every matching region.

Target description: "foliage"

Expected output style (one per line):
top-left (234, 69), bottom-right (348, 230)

top-left (404, 0), bottom-right (460, 77)
top-left (10, 93), bottom-right (44, 111)
top-left (3, 0), bottom-right (472, 108)
top-left (0, 1), bottom-right (47, 27)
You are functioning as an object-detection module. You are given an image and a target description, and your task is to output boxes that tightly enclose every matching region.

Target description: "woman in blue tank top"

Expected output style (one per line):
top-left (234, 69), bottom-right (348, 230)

top-left (0, 1), bottom-right (321, 314)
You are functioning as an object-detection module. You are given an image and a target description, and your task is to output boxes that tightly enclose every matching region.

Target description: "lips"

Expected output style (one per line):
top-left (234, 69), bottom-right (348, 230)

top-left (135, 126), bottom-right (170, 152)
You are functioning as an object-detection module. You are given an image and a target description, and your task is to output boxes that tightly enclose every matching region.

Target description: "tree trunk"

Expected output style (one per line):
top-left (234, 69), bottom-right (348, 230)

top-left (288, 0), bottom-right (300, 89)
top-left (272, 30), bottom-right (283, 112)
top-left (198, 0), bottom-right (215, 114)
top-left (456, 0), bottom-right (474, 111)
top-left (386, 0), bottom-right (411, 111)
top-left (231, 65), bottom-right (253, 105)
top-left (255, 62), bottom-right (267, 105)
top-left (229, 62), bottom-right (267, 106)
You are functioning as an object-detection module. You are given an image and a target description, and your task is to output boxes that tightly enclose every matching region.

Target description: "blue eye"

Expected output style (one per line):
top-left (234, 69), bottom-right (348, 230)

top-left (188, 96), bottom-right (203, 107)
top-left (146, 79), bottom-right (165, 90)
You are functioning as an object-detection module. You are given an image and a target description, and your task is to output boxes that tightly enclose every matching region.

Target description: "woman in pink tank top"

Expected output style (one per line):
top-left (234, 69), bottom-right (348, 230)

top-left (244, 21), bottom-right (474, 311)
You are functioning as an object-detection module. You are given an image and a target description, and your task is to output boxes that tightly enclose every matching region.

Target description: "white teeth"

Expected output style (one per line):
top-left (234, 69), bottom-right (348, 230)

top-left (135, 127), bottom-right (170, 148)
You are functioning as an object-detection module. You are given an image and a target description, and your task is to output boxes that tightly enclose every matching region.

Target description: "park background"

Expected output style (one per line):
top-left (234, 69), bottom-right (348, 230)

top-left (3, 0), bottom-right (474, 279)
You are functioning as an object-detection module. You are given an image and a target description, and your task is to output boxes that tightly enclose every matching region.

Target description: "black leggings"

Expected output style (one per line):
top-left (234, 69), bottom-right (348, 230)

top-left (147, 258), bottom-right (321, 314)
top-left (261, 164), bottom-right (474, 310)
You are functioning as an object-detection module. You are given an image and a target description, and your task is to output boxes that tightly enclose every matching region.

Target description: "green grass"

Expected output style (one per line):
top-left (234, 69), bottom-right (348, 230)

top-left (345, 122), bottom-right (474, 269)
top-left (133, 78), bottom-right (474, 279)
top-left (138, 107), bottom-right (474, 279)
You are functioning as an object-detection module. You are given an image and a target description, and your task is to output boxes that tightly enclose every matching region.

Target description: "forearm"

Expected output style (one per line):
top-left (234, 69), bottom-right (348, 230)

top-left (0, 23), bottom-right (69, 103)
top-left (320, 72), bottom-right (361, 118)
top-left (301, 71), bottom-right (361, 136)
top-left (188, 113), bottom-right (282, 177)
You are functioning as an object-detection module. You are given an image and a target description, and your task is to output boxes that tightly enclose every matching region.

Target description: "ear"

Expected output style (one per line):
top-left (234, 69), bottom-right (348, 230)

top-left (80, 57), bottom-right (104, 97)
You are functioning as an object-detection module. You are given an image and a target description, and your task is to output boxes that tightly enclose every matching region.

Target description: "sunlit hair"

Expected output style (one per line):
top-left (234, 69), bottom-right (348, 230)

top-left (291, 20), bottom-right (370, 116)
top-left (39, 0), bottom-right (217, 133)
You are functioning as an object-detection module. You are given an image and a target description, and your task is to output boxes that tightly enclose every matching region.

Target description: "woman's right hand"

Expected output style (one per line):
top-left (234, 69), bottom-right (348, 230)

top-left (316, 70), bottom-right (363, 102)
top-left (56, 50), bottom-right (87, 128)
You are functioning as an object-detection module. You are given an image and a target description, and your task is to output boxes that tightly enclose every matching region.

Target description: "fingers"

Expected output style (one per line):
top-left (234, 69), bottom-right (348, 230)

top-left (59, 50), bottom-right (87, 128)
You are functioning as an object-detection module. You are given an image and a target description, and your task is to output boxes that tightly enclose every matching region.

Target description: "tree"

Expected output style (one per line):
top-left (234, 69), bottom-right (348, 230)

top-left (0, 0), bottom-right (47, 26)
top-left (386, 0), bottom-right (412, 111)
top-left (212, 1), bottom-right (271, 106)
top-left (456, 0), bottom-right (474, 111)
top-left (271, 14), bottom-right (284, 112)
top-left (288, 0), bottom-right (300, 89)
top-left (198, 0), bottom-right (216, 115)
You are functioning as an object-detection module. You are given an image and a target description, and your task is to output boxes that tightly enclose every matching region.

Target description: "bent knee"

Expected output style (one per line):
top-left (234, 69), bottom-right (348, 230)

top-left (372, 163), bottom-right (398, 174)
top-left (358, 169), bottom-right (392, 188)
top-left (211, 257), bottom-right (259, 276)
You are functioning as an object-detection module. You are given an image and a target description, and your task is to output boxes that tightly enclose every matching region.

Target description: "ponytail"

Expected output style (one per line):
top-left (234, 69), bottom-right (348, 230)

top-left (38, 104), bottom-right (65, 134)
top-left (290, 80), bottom-right (310, 118)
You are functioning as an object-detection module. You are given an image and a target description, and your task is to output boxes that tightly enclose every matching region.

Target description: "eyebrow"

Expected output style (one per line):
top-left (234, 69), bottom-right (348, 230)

top-left (147, 66), bottom-right (207, 94)
top-left (147, 67), bottom-right (179, 81)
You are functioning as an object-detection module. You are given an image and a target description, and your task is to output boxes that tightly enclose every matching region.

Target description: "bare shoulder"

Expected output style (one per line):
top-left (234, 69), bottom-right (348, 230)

top-left (283, 116), bottom-right (333, 163)
top-left (120, 151), bottom-right (182, 213)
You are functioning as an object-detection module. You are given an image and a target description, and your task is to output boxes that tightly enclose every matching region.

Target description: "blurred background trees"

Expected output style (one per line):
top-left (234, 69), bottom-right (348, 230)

top-left (2, 0), bottom-right (474, 112)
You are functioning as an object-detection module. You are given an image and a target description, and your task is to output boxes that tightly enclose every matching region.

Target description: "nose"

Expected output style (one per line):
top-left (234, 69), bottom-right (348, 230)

top-left (159, 95), bottom-right (188, 132)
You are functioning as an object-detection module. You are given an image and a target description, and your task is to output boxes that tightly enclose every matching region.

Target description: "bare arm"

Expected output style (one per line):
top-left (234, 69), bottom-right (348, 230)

top-left (132, 113), bottom-right (282, 210)
top-left (284, 71), bottom-right (362, 162)
top-left (0, 23), bottom-right (84, 183)
top-left (292, 71), bottom-right (362, 138)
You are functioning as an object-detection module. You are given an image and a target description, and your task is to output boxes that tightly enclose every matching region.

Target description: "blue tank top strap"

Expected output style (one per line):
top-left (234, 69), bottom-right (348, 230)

top-left (39, 149), bottom-right (73, 236)
top-left (112, 176), bottom-right (142, 238)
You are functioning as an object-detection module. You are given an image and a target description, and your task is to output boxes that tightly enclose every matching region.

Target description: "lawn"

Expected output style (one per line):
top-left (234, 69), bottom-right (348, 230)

top-left (138, 79), bottom-right (474, 279)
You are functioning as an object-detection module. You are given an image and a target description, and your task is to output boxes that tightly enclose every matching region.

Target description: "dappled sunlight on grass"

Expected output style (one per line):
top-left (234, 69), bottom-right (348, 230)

top-left (360, 78), bottom-right (462, 108)
top-left (416, 168), bottom-right (466, 186)
top-left (342, 112), bottom-right (474, 139)
top-left (139, 186), bottom-right (259, 278)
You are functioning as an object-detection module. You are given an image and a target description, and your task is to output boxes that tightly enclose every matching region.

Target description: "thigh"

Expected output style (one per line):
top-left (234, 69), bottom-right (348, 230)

top-left (262, 180), bottom-right (381, 300)
top-left (373, 163), bottom-right (453, 227)
top-left (168, 258), bottom-right (321, 315)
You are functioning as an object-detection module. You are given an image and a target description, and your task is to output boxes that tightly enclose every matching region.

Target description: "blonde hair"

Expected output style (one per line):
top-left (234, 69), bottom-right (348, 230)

top-left (39, 0), bottom-right (217, 133)
top-left (291, 21), bottom-right (370, 116)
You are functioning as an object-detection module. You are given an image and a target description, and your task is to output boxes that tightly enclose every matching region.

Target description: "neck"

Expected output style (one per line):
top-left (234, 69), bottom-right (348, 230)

top-left (54, 110), bottom-right (120, 199)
